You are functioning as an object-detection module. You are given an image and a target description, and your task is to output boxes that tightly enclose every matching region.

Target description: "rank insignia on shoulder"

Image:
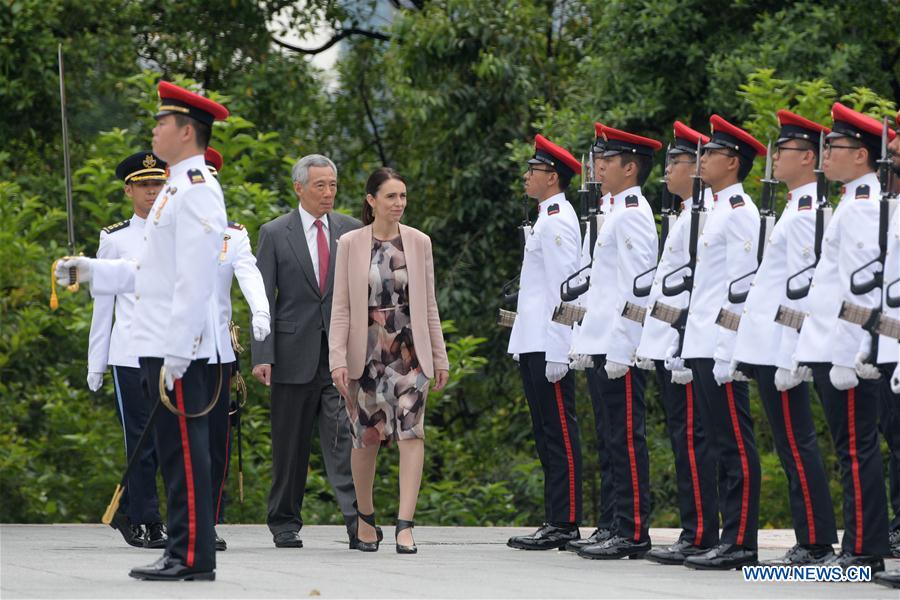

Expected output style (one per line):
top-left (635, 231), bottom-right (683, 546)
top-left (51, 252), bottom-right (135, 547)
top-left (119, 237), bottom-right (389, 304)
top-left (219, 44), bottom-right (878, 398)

top-left (188, 169), bottom-right (206, 184)
top-left (547, 203), bottom-right (560, 215)
top-left (227, 221), bottom-right (245, 230)
top-left (102, 219), bottom-right (130, 234)
top-left (729, 195), bottom-right (745, 209)
top-left (798, 195), bottom-right (812, 211)
top-left (625, 195), bottom-right (638, 208)
top-left (855, 184), bottom-right (870, 199)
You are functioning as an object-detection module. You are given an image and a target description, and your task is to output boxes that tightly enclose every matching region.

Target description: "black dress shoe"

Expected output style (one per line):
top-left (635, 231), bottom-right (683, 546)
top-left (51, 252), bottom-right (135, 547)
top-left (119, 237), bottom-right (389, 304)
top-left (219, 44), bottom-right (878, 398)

top-left (273, 531), bottom-right (303, 548)
top-left (761, 544), bottom-right (833, 566)
top-left (874, 569), bottom-right (900, 589)
top-left (507, 524), bottom-right (580, 551)
top-left (129, 555), bottom-right (214, 581)
top-left (684, 543), bottom-right (757, 570)
top-left (144, 522), bottom-right (167, 549)
top-left (578, 535), bottom-right (651, 560)
top-left (109, 509), bottom-right (144, 548)
top-left (215, 529), bottom-right (226, 551)
top-left (645, 539), bottom-right (711, 565)
top-left (825, 550), bottom-right (884, 573)
top-left (889, 528), bottom-right (900, 558)
top-left (564, 528), bottom-right (614, 552)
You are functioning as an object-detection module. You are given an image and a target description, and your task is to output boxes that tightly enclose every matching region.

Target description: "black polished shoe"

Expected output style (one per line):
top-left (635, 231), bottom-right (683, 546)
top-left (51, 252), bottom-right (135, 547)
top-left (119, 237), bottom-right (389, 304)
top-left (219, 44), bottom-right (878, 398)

top-left (684, 543), bottom-right (758, 570)
top-left (889, 528), bottom-right (900, 558)
top-left (645, 539), bottom-right (712, 565)
top-left (874, 569), bottom-right (900, 589)
top-left (214, 529), bottom-right (226, 551)
top-left (273, 531), bottom-right (303, 548)
top-left (109, 509), bottom-right (144, 548)
top-left (144, 522), bottom-right (167, 549)
top-left (348, 519), bottom-right (383, 550)
top-left (577, 535), bottom-right (651, 560)
top-left (354, 508), bottom-right (380, 552)
top-left (395, 519), bottom-right (417, 554)
top-left (129, 554), bottom-right (214, 581)
top-left (507, 524), bottom-right (580, 551)
top-left (761, 543), bottom-right (833, 566)
top-left (825, 550), bottom-right (884, 573)
top-left (564, 528), bottom-right (614, 552)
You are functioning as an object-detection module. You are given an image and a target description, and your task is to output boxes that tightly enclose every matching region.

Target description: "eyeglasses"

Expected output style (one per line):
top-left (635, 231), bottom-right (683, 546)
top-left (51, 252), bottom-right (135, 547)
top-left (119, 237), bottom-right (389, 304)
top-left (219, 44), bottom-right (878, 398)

top-left (703, 149), bottom-right (737, 159)
top-left (527, 165), bottom-right (555, 175)
top-left (823, 142), bottom-right (861, 155)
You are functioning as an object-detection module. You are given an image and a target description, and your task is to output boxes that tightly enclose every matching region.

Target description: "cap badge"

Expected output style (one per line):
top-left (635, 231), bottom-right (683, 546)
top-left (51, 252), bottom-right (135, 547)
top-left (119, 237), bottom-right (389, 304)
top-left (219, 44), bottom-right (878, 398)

top-left (143, 154), bottom-right (157, 168)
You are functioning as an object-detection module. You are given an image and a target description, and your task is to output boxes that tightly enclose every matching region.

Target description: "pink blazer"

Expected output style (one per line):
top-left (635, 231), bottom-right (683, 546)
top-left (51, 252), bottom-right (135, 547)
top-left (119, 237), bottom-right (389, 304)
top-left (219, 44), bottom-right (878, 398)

top-left (329, 223), bottom-right (449, 380)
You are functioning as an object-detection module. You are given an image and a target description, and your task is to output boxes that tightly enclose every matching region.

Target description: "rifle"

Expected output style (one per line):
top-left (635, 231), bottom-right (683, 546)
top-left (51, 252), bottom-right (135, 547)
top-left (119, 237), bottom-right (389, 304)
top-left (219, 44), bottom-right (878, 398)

top-left (498, 195), bottom-right (533, 328)
top-left (786, 134), bottom-right (831, 300)
top-left (837, 300), bottom-right (900, 341)
top-left (727, 140), bottom-right (777, 304)
top-left (633, 145), bottom-right (675, 298)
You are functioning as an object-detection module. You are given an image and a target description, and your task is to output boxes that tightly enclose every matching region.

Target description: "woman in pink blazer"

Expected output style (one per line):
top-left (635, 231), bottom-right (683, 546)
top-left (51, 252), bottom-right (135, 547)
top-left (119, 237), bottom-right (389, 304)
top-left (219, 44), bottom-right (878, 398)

top-left (330, 167), bottom-right (449, 554)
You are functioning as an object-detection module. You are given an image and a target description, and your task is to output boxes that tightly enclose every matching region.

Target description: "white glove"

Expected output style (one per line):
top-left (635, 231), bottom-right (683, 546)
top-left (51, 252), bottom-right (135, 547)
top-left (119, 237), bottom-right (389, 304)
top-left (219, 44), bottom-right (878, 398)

top-left (252, 312), bottom-right (271, 342)
top-left (854, 339), bottom-right (880, 380)
top-left (729, 360), bottom-right (750, 382)
top-left (635, 356), bottom-right (654, 371)
top-left (511, 354), bottom-right (520, 363)
top-left (671, 368), bottom-right (693, 385)
top-left (545, 361), bottom-right (569, 383)
top-left (55, 256), bottom-right (93, 285)
top-left (829, 365), bottom-right (858, 391)
top-left (713, 359), bottom-right (733, 386)
top-left (796, 365), bottom-right (813, 382)
top-left (569, 354), bottom-right (594, 371)
top-left (774, 367), bottom-right (803, 391)
top-left (163, 356), bottom-right (192, 390)
top-left (604, 359), bottom-right (629, 380)
top-left (892, 362), bottom-right (900, 394)
top-left (87, 372), bottom-right (104, 392)
top-left (664, 344), bottom-right (684, 372)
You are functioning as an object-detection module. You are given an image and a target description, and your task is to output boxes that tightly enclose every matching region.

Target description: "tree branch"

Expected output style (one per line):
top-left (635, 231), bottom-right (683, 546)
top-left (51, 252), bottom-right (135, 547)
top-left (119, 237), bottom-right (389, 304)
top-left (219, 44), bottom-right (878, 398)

top-left (272, 27), bottom-right (390, 55)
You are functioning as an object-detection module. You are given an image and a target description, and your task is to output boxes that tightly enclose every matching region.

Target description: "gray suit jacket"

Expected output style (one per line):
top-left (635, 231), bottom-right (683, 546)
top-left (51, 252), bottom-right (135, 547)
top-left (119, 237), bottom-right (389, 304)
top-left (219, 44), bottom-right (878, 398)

top-left (251, 208), bottom-right (362, 384)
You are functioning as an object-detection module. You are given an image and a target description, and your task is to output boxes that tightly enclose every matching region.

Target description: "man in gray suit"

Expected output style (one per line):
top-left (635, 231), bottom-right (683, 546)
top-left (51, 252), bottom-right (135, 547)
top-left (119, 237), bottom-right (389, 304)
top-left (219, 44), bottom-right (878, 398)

top-left (251, 154), bottom-right (361, 548)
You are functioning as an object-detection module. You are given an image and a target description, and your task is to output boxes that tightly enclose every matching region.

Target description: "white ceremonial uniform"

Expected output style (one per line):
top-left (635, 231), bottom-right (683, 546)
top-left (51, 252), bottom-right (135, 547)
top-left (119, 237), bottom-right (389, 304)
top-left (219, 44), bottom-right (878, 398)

top-left (882, 206), bottom-right (900, 364)
top-left (569, 193), bottom-right (612, 351)
top-left (508, 193), bottom-right (581, 364)
top-left (211, 223), bottom-right (269, 365)
top-left (734, 182), bottom-right (816, 367)
top-left (574, 186), bottom-right (657, 365)
top-left (682, 183), bottom-right (760, 362)
top-left (795, 172), bottom-right (883, 367)
top-left (91, 154), bottom-right (229, 361)
top-left (87, 214), bottom-right (146, 372)
top-left (636, 197), bottom-right (694, 361)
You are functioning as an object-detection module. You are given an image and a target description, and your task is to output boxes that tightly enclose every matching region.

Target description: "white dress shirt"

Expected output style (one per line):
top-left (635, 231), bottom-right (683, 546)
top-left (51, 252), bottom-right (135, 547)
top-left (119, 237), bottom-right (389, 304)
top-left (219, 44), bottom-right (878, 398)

top-left (298, 204), bottom-right (330, 289)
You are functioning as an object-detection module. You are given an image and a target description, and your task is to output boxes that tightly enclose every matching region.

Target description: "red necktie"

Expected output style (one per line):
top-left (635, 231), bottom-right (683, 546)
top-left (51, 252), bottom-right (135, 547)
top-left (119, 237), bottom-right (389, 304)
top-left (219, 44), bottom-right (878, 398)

top-left (314, 219), bottom-right (329, 294)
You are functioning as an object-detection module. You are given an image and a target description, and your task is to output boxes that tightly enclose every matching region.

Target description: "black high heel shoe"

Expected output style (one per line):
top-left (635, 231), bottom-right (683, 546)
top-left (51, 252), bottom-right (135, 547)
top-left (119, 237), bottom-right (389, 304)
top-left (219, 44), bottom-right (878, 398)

top-left (395, 519), bottom-right (417, 554)
top-left (353, 509), bottom-right (381, 552)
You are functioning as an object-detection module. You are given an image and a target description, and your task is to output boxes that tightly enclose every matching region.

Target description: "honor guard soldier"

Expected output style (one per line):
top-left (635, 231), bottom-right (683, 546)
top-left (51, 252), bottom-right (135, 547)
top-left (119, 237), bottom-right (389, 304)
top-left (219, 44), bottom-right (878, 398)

top-left (679, 115), bottom-right (764, 570)
top-left (507, 134), bottom-right (584, 550)
top-left (639, 122), bottom-right (720, 564)
top-left (573, 125), bottom-right (659, 560)
top-left (731, 110), bottom-right (838, 565)
top-left (205, 148), bottom-right (270, 551)
top-left (565, 123), bottom-right (619, 553)
top-left (57, 81), bottom-right (230, 580)
top-left (792, 102), bottom-right (893, 572)
top-left (87, 151), bottom-right (168, 549)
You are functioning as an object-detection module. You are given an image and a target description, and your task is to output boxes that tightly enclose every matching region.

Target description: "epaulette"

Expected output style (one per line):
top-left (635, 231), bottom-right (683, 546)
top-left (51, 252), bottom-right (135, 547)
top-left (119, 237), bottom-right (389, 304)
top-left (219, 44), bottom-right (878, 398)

top-left (855, 184), bottom-right (870, 199)
top-left (547, 203), bottom-right (560, 215)
top-left (625, 195), bottom-right (639, 208)
top-left (227, 221), bottom-right (245, 230)
top-left (729, 195), bottom-right (745, 209)
top-left (187, 168), bottom-right (206, 185)
top-left (798, 195), bottom-right (813, 211)
top-left (102, 219), bottom-right (130, 234)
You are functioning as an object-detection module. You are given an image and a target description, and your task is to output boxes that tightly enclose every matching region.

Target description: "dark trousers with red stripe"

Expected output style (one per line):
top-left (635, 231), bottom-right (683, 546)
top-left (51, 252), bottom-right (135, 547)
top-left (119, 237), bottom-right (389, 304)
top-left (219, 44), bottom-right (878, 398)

top-left (747, 364), bottom-right (837, 546)
top-left (519, 352), bottom-right (582, 525)
top-left (139, 357), bottom-right (215, 572)
top-left (592, 358), bottom-right (650, 542)
top-left (209, 362), bottom-right (234, 524)
top-left (654, 361), bottom-right (719, 547)
top-left (584, 368), bottom-right (617, 530)
top-left (810, 363), bottom-right (889, 556)
top-left (691, 358), bottom-right (761, 549)
top-left (877, 363), bottom-right (900, 533)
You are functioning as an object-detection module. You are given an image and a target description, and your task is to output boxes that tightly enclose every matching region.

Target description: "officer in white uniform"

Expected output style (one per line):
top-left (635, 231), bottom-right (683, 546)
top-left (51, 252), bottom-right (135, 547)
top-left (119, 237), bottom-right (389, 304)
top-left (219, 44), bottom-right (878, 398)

top-left (640, 122), bottom-right (720, 564)
top-left (57, 81), bottom-right (233, 581)
top-left (731, 110), bottom-right (837, 566)
top-left (680, 115), bottom-right (764, 570)
top-left (793, 102), bottom-right (891, 570)
top-left (507, 134), bottom-right (583, 551)
top-left (87, 151), bottom-right (168, 549)
top-left (573, 125), bottom-right (658, 560)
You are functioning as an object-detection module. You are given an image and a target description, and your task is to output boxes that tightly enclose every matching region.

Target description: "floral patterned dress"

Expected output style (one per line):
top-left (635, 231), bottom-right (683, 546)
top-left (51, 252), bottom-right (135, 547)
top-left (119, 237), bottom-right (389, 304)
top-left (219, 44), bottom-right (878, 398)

top-left (345, 236), bottom-right (430, 448)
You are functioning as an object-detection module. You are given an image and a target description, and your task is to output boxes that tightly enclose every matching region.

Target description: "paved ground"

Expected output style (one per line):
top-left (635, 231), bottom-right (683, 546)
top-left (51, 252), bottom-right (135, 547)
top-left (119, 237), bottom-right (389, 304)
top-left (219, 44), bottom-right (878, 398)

top-left (1, 525), bottom-right (898, 599)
